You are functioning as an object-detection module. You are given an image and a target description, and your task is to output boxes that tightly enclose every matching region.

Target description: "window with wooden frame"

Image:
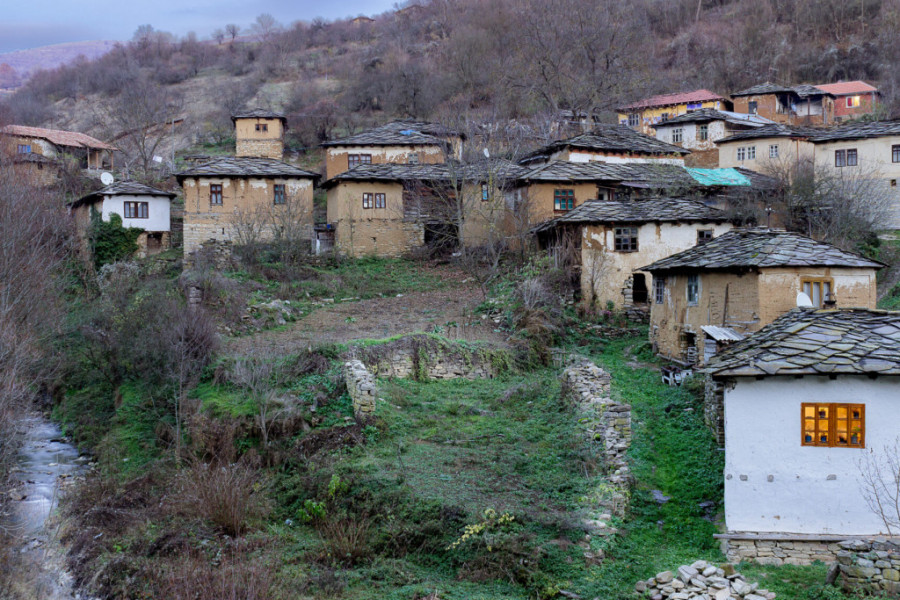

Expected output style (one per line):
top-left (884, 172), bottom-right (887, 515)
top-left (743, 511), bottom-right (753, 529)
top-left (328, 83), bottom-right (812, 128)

top-left (348, 154), bottom-right (372, 169)
top-left (653, 277), bottom-right (665, 304)
top-left (554, 189), bottom-right (574, 212)
top-left (273, 184), bottom-right (286, 205)
top-left (672, 128), bottom-right (683, 143)
top-left (627, 113), bottom-right (640, 127)
top-left (407, 152), bottom-right (419, 164)
top-left (210, 184), bottom-right (223, 205)
top-left (892, 145), bottom-right (900, 163)
top-left (769, 144), bottom-right (779, 158)
top-left (697, 229), bottom-right (713, 245)
top-left (374, 193), bottom-right (386, 209)
top-left (687, 274), bottom-right (700, 305)
top-left (362, 193), bottom-right (373, 209)
top-left (802, 277), bottom-right (833, 308)
top-left (16, 144), bottom-right (31, 154)
top-left (698, 124), bottom-right (709, 141)
top-left (802, 403), bottom-right (864, 448)
top-left (846, 96), bottom-right (861, 108)
top-left (255, 123), bottom-right (268, 132)
top-left (123, 201), bottom-right (149, 219)
top-left (613, 227), bottom-right (638, 252)
top-left (835, 148), bottom-right (858, 167)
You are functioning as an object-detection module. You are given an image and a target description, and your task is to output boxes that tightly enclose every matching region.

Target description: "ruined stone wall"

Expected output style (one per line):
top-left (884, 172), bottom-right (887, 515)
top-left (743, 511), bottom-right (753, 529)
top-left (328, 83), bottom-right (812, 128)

top-left (343, 360), bottom-right (377, 420)
top-left (357, 335), bottom-right (508, 381)
top-left (561, 360), bottom-right (632, 518)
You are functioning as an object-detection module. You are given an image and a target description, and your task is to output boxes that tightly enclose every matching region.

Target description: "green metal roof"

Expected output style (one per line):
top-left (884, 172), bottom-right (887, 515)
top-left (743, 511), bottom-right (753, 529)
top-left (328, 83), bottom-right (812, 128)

top-left (686, 167), bottom-right (751, 186)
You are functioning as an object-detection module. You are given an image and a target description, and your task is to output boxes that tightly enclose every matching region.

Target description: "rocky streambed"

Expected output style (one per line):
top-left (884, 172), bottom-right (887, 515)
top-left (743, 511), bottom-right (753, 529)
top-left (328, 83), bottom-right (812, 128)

top-left (1, 414), bottom-right (90, 599)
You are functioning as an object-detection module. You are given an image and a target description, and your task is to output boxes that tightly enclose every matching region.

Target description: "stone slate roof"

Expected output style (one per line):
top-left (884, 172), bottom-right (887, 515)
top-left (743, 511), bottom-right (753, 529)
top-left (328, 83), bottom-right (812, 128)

top-left (732, 82), bottom-right (796, 97)
top-left (656, 109), bottom-right (773, 127)
top-left (705, 308), bottom-right (900, 377)
top-left (231, 108), bottom-right (286, 123)
top-left (618, 89), bottom-right (727, 111)
top-left (0, 124), bottom-right (116, 150)
top-left (532, 197), bottom-right (729, 232)
top-left (72, 181), bottom-right (176, 209)
top-left (322, 160), bottom-right (524, 188)
top-left (321, 120), bottom-right (461, 147)
top-left (641, 228), bottom-right (884, 272)
top-left (517, 161), bottom-right (692, 185)
top-left (519, 124), bottom-right (690, 164)
top-left (175, 157), bottom-right (319, 181)
top-left (718, 120), bottom-right (900, 144)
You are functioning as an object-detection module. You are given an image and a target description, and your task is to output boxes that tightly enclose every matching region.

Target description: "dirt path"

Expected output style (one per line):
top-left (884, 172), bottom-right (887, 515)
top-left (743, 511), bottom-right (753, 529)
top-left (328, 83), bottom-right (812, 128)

top-left (227, 282), bottom-right (508, 356)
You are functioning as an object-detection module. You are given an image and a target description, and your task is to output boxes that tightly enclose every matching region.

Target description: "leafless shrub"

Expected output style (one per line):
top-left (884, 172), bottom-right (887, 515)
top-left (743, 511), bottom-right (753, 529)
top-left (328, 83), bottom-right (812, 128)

top-left (859, 437), bottom-right (900, 536)
top-left (316, 515), bottom-right (373, 566)
top-left (154, 543), bottom-right (277, 600)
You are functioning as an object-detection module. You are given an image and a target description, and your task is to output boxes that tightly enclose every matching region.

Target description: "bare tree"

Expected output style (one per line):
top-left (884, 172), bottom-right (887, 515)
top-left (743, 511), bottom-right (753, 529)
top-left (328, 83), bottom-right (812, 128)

top-left (225, 23), bottom-right (241, 42)
top-left (859, 437), bottom-right (900, 535)
top-left (228, 353), bottom-right (283, 451)
top-left (212, 29), bottom-right (225, 45)
top-left (251, 13), bottom-right (282, 44)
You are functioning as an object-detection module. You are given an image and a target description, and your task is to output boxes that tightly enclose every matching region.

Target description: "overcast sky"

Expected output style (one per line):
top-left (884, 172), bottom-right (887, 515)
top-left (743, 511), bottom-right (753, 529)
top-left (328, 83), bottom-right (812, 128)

top-left (0, 0), bottom-right (398, 54)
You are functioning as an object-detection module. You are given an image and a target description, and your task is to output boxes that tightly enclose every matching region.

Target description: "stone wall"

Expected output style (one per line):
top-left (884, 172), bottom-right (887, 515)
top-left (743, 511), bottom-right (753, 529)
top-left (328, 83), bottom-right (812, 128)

top-left (718, 536), bottom-right (844, 566)
top-left (235, 138), bottom-right (283, 160)
top-left (636, 561), bottom-right (777, 600)
top-left (704, 377), bottom-right (725, 447)
top-left (836, 539), bottom-right (900, 596)
top-left (560, 360), bottom-right (632, 518)
top-left (343, 360), bottom-right (377, 421)
top-left (356, 335), bottom-right (508, 381)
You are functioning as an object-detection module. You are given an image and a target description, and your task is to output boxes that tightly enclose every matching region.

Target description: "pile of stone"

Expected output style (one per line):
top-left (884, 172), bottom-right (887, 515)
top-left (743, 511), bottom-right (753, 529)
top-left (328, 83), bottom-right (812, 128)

top-left (635, 561), bottom-right (776, 600)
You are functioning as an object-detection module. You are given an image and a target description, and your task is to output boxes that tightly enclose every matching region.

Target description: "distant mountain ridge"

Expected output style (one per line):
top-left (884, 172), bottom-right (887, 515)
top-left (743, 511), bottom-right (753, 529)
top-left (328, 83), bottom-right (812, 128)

top-left (0, 40), bottom-right (118, 89)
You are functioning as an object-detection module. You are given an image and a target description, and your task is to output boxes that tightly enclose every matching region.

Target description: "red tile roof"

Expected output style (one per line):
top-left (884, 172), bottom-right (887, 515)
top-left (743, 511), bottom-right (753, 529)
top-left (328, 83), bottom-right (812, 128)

top-left (814, 81), bottom-right (878, 96)
top-left (0, 125), bottom-right (116, 151)
top-left (618, 89), bottom-right (727, 111)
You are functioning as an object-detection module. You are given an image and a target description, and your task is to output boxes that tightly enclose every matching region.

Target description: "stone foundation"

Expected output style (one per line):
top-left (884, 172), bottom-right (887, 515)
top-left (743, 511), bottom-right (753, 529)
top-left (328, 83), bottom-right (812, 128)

top-left (561, 360), bottom-right (632, 519)
top-left (836, 539), bottom-right (900, 596)
top-left (343, 360), bottom-right (376, 421)
top-left (718, 535), bottom-right (845, 565)
top-left (704, 377), bottom-right (725, 447)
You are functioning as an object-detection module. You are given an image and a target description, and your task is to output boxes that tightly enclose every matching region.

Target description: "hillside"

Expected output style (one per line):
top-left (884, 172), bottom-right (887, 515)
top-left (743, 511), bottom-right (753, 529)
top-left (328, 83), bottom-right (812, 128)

top-left (0, 40), bottom-right (118, 90)
top-left (3, 0), bottom-right (899, 157)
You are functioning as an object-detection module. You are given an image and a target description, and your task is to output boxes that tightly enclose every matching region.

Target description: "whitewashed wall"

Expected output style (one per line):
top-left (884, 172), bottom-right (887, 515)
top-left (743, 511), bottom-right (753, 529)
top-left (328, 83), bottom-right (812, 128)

top-left (102, 194), bottom-right (171, 232)
top-left (724, 375), bottom-right (900, 535)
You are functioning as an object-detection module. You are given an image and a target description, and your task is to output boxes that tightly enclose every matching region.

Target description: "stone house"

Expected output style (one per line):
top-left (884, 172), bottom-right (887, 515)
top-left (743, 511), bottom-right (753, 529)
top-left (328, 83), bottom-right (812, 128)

top-left (321, 120), bottom-right (464, 180)
top-left (514, 160), bottom-right (773, 228)
top-left (323, 160), bottom-right (520, 257)
top-left (232, 109), bottom-right (287, 160)
top-left (616, 89), bottom-right (731, 135)
top-left (704, 308), bottom-right (900, 564)
top-left (731, 83), bottom-right (837, 126)
top-left (652, 109), bottom-right (774, 167)
top-left (69, 180), bottom-right (175, 255)
top-left (533, 197), bottom-right (733, 311)
top-left (718, 121), bottom-right (900, 228)
top-left (176, 157), bottom-right (319, 255)
top-left (517, 124), bottom-right (690, 167)
top-left (0, 124), bottom-right (115, 171)
top-left (642, 228), bottom-right (882, 366)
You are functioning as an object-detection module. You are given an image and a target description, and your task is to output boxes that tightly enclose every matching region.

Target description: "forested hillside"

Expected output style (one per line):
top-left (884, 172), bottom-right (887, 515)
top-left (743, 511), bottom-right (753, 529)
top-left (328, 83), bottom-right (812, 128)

top-left (2, 0), bottom-right (899, 151)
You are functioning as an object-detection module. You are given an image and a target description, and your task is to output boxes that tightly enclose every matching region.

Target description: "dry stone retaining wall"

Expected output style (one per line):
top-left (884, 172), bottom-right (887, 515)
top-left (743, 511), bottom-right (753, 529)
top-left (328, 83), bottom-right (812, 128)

top-left (835, 539), bottom-right (900, 596)
top-left (561, 360), bottom-right (632, 519)
top-left (721, 537), bottom-right (843, 566)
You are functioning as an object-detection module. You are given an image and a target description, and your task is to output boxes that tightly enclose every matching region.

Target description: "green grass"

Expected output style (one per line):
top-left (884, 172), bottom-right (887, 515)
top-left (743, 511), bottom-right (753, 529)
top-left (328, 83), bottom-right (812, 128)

top-left (740, 563), bottom-right (863, 599)
top-left (192, 381), bottom-right (257, 418)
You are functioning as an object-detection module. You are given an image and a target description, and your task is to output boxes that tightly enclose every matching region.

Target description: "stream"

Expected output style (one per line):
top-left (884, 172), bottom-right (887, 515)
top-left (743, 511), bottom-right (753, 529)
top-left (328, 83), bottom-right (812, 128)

top-left (2, 413), bottom-right (90, 599)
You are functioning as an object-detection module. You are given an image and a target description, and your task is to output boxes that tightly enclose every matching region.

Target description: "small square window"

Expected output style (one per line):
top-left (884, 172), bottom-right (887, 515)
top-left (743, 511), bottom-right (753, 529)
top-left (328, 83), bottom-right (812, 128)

top-left (407, 153), bottom-right (419, 164)
top-left (348, 154), bottom-right (372, 169)
top-left (614, 227), bottom-right (638, 252)
top-left (697, 229), bottom-right (713, 245)
top-left (255, 123), bottom-right (269, 132)
top-left (554, 189), bottom-right (574, 212)
top-left (802, 278), bottom-right (833, 308)
top-left (835, 149), bottom-right (857, 167)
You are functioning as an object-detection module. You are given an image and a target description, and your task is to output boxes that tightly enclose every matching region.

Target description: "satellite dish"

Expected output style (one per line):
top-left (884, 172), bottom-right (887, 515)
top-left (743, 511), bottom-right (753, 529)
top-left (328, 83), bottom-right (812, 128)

top-left (796, 292), bottom-right (814, 308)
top-left (483, 148), bottom-right (490, 158)
top-left (100, 172), bottom-right (114, 185)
